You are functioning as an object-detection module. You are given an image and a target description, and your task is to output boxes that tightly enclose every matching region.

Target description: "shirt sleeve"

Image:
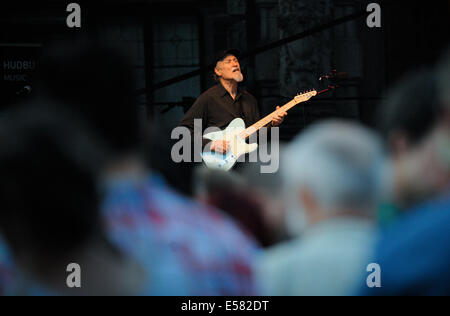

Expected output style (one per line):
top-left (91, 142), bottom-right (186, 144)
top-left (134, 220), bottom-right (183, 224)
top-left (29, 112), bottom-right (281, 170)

top-left (179, 95), bottom-right (212, 153)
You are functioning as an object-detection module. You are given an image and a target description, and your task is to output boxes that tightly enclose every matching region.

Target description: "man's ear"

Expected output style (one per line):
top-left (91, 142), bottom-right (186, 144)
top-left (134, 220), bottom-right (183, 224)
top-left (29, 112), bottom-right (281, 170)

top-left (214, 65), bottom-right (222, 78)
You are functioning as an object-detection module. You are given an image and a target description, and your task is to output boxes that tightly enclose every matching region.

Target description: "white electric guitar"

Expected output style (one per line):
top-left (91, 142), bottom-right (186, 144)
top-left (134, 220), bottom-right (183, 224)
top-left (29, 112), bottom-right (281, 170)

top-left (201, 89), bottom-right (318, 171)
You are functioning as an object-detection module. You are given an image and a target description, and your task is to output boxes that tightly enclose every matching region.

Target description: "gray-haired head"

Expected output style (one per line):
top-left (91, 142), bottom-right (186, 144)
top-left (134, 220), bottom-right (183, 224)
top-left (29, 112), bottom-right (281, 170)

top-left (281, 120), bottom-right (388, 227)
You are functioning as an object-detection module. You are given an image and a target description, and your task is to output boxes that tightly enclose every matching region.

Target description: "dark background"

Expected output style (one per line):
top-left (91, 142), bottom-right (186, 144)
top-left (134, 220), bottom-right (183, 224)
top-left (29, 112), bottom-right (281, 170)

top-left (1, 0), bottom-right (449, 141)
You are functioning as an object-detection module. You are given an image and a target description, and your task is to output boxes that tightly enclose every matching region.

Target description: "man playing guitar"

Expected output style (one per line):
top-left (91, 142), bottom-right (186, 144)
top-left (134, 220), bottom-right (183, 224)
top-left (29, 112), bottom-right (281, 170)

top-left (180, 49), bottom-right (287, 159)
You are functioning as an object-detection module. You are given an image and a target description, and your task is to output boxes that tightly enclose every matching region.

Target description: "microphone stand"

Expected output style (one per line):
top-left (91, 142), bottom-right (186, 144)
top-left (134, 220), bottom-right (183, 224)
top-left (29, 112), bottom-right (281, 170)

top-left (317, 83), bottom-right (340, 96)
top-left (317, 69), bottom-right (343, 96)
top-left (300, 72), bottom-right (343, 127)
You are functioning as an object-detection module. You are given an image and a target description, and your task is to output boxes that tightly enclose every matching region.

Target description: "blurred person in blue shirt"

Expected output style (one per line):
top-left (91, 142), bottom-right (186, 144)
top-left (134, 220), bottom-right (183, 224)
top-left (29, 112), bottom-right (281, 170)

top-left (376, 69), bottom-right (447, 226)
top-left (361, 56), bottom-right (450, 296)
top-left (361, 195), bottom-right (450, 296)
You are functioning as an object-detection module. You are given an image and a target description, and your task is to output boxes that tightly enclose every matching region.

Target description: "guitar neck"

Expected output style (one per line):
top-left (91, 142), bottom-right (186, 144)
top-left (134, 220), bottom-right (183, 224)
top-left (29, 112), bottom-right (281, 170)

top-left (239, 98), bottom-right (300, 139)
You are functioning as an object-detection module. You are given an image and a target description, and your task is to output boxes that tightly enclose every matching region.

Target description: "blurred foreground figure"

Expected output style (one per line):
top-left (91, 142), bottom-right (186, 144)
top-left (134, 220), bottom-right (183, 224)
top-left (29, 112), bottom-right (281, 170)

top-left (0, 107), bottom-right (136, 295)
top-left (257, 121), bottom-right (386, 296)
top-left (378, 69), bottom-right (447, 221)
top-left (240, 161), bottom-right (288, 244)
top-left (194, 163), bottom-right (286, 248)
top-left (0, 236), bottom-right (12, 296)
top-left (362, 58), bottom-right (450, 296)
top-left (0, 38), bottom-right (259, 295)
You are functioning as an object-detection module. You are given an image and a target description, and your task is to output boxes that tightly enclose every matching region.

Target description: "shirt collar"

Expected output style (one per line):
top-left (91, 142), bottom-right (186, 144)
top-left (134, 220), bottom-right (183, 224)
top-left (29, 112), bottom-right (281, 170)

top-left (218, 83), bottom-right (228, 97)
top-left (218, 82), bottom-right (243, 100)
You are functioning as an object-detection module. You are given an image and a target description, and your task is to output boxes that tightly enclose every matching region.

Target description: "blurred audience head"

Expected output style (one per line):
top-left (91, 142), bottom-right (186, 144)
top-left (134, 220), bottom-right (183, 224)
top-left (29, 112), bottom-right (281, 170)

top-left (37, 36), bottom-right (140, 156)
top-left (0, 103), bottom-right (107, 263)
top-left (281, 121), bottom-right (386, 236)
top-left (194, 166), bottom-right (277, 247)
top-left (379, 69), bottom-right (441, 151)
top-left (378, 69), bottom-right (449, 208)
top-left (240, 161), bottom-right (288, 243)
top-left (194, 166), bottom-right (246, 203)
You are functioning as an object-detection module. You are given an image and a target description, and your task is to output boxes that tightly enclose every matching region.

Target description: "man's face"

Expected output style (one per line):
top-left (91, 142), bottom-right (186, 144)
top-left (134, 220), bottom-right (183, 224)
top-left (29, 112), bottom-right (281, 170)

top-left (215, 55), bottom-right (243, 82)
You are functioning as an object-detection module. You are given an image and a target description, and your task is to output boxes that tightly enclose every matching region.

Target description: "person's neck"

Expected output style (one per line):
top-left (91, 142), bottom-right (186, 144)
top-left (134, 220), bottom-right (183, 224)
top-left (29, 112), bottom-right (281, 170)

top-left (220, 78), bottom-right (239, 100)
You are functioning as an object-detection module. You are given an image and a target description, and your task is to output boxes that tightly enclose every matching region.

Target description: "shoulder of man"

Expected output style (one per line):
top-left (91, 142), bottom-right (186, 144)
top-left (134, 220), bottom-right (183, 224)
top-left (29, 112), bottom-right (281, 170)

top-left (189, 85), bottom-right (221, 108)
top-left (201, 84), bottom-right (223, 98)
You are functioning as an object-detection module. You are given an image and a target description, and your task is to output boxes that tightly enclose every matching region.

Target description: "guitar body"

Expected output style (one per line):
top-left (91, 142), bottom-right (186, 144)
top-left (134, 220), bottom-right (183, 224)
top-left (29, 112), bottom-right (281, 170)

top-left (201, 118), bottom-right (258, 171)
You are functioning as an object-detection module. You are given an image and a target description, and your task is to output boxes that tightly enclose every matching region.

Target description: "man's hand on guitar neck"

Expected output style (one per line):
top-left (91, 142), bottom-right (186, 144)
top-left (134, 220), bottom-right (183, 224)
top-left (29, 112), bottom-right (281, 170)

top-left (271, 106), bottom-right (288, 127)
top-left (210, 140), bottom-right (230, 154)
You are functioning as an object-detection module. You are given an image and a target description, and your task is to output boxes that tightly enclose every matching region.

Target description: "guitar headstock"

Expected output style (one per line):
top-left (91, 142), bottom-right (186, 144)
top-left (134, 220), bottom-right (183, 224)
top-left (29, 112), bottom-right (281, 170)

top-left (294, 89), bottom-right (318, 103)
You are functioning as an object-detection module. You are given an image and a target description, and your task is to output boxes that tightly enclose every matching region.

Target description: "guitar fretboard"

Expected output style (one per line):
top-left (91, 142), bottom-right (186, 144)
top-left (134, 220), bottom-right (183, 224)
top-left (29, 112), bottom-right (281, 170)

top-left (239, 93), bottom-right (314, 139)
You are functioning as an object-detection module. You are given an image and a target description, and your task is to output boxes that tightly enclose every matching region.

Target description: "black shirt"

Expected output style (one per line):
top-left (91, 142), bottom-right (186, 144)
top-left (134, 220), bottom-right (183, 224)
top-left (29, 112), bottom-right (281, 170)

top-left (180, 84), bottom-right (260, 146)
